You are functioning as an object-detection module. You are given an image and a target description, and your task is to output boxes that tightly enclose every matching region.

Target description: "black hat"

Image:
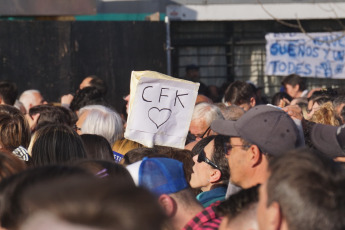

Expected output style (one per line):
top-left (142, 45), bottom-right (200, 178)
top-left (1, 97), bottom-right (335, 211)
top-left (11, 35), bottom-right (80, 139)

top-left (311, 124), bottom-right (345, 158)
top-left (211, 105), bottom-right (300, 156)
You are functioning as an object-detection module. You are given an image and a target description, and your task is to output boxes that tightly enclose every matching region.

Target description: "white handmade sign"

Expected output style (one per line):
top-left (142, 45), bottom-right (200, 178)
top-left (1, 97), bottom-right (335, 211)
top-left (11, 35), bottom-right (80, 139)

top-left (266, 32), bottom-right (345, 78)
top-left (125, 71), bottom-right (199, 148)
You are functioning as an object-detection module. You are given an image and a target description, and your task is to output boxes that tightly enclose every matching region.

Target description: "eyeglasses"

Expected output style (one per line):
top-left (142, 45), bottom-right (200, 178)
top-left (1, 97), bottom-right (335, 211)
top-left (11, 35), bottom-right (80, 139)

top-left (197, 150), bottom-right (219, 169)
top-left (224, 142), bottom-right (251, 155)
top-left (189, 126), bottom-right (211, 141)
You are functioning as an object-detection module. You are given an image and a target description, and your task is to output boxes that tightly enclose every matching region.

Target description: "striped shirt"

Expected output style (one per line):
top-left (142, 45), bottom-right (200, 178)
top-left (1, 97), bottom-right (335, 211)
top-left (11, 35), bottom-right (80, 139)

top-left (182, 201), bottom-right (222, 230)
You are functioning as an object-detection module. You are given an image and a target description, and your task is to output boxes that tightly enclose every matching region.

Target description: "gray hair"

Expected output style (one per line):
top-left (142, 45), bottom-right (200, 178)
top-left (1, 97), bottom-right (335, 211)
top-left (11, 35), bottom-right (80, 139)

top-left (78, 105), bottom-right (123, 145)
top-left (191, 102), bottom-right (224, 125)
top-left (220, 105), bottom-right (245, 121)
top-left (19, 89), bottom-right (41, 113)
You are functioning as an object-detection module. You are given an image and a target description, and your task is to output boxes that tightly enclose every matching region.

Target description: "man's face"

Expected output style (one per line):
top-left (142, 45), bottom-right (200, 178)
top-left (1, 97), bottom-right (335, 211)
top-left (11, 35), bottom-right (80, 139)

top-left (76, 111), bottom-right (89, 135)
top-left (284, 84), bottom-right (299, 98)
top-left (226, 137), bottom-right (249, 188)
top-left (190, 140), bottom-right (215, 191)
top-left (189, 118), bottom-right (210, 141)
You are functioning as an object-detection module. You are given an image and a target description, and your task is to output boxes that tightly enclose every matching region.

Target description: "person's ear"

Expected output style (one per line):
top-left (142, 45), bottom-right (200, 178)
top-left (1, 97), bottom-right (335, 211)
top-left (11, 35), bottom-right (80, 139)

top-left (209, 169), bottom-right (221, 183)
top-left (249, 145), bottom-right (262, 167)
top-left (250, 97), bottom-right (256, 107)
top-left (267, 201), bottom-right (283, 230)
top-left (158, 194), bottom-right (177, 217)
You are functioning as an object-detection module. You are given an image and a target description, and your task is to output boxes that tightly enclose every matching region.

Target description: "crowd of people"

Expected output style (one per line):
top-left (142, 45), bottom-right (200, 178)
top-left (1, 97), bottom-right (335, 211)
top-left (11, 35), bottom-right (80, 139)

top-left (0, 72), bottom-right (343, 230)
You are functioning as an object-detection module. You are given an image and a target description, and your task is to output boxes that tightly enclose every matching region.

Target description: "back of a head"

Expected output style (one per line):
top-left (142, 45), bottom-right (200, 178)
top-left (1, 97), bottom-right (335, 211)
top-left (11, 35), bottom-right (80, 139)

top-left (0, 165), bottom-right (91, 230)
top-left (0, 81), bottom-right (17, 106)
top-left (20, 177), bottom-right (165, 230)
top-left (29, 105), bottom-right (74, 131)
top-left (0, 151), bottom-right (26, 182)
top-left (267, 148), bottom-right (345, 230)
top-left (192, 102), bottom-right (224, 125)
top-left (70, 87), bottom-right (108, 112)
top-left (224, 81), bottom-right (255, 105)
top-left (75, 159), bottom-right (135, 185)
top-left (0, 105), bottom-right (31, 151)
top-left (220, 105), bottom-right (245, 121)
top-left (31, 124), bottom-right (87, 167)
top-left (271, 92), bottom-right (292, 107)
top-left (127, 157), bottom-right (189, 196)
top-left (282, 74), bottom-right (306, 91)
top-left (89, 75), bottom-right (107, 95)
top-left (79, 105), bottom-right (123, 145)
top-left (80, 134), bottom-right (114, 161)
top-left (217, 185), bottom-right (259, 230)
top-left (310, 101), bottom-right (339, 126)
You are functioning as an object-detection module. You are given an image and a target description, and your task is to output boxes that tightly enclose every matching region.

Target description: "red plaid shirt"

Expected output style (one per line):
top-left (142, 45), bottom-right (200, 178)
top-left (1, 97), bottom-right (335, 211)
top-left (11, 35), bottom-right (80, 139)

top-left (182, 201), bottom-right (222, 230)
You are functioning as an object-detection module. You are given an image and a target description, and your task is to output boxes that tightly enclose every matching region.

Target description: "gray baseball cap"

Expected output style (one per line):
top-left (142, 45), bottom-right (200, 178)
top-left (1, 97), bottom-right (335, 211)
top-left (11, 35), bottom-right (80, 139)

top-left (211, 105), bottom-right (300, 156)
top-left (311, 124), bottom-right (345, 158)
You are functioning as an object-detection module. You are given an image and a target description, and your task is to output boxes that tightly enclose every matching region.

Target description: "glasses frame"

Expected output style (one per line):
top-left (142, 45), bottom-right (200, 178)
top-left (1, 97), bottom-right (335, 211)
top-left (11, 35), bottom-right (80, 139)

top-left (197, 149), bottom-right (219, 169)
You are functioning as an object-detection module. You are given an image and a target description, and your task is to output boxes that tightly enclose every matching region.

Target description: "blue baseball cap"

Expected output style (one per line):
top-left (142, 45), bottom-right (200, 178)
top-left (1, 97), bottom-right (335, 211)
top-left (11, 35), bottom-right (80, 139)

top-left (126, 157), bottom-right (189, 195)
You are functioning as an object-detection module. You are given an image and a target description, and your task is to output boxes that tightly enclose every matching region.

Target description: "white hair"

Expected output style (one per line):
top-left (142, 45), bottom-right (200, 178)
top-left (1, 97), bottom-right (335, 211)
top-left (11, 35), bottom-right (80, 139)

top-left (191, 102), bottom-right (224, 125)
top-left (19, 89), bottom-right (41, 113)
top-left (78, 105), bottom-right (123, 145)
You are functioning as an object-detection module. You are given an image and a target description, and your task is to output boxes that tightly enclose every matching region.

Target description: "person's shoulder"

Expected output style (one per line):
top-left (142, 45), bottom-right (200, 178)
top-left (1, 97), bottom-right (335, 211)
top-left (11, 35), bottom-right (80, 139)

top-left (182, 202), bottom-right (222, 230)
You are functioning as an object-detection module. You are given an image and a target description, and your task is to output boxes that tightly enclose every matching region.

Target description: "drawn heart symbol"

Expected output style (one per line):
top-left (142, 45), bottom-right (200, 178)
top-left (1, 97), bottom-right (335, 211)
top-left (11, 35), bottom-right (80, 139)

top-left (148, 107), bottom-right (172, 129)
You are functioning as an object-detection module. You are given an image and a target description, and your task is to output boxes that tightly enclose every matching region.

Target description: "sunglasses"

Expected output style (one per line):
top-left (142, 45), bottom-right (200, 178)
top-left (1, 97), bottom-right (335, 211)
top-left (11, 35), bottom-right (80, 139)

top-left (197, 150), bottom-right (219, 169)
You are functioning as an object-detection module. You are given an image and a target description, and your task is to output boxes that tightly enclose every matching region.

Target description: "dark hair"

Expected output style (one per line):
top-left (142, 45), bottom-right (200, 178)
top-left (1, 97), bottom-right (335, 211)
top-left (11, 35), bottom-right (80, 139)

top-left (267, 148), bottom-right (345, 230)
top-left (0, 165), bottom-right (91, 229)
top-left (70, 87), bottom-right (108, 112)
top-left (333, 95), bottom-right (345, 109)
top-left (211, 135), bottom-right (230, 182)
top-left (224, 81), bottom-right (255, 105)
top-left (88, 75), bottom-right (107, 95)
top-left (217, 184), bottom-right (259, 219)
top-left (31, 124), bottom-right (87, 166)
top-left (0, 151), bottom-right (26, 181)
top-left (271, 92), bottom-right (292, 106)
top-left (80, 134), bottom-right (114, 161)
top-left (282, 74), bottom-right (306, 91)
top-left (123, 147), bottom-right (165, 165)
top-left (308, 88), bottom-right (337, 102)
top-left (29, 105), bottom-right (75, 131)
top-left (75, 159), bottom-right (135, 184)
top-left (20, 177), bottom-right (165, 230)
top-left (0, 105), bottom-right (31, 151)
top-left (191, 135), bottom-right (216, 156)
top-left (0, 81), bottom-right (17, 105)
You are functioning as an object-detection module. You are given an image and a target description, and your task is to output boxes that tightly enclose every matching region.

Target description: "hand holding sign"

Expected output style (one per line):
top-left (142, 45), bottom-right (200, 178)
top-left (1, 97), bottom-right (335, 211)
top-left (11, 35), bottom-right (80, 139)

top-left (125, 71), bottom-right (199, 148)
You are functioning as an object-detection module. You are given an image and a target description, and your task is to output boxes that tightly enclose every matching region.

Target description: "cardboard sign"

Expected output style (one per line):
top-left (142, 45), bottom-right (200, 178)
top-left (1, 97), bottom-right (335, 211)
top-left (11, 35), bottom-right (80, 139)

top-left (266, 32), bottom-right (345, 78)
top-left (125, 71), bottom-right (199, 148)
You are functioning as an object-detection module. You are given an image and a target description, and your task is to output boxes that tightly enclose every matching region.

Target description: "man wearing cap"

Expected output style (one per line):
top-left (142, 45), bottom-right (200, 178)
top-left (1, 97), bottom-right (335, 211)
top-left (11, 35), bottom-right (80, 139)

top-left (211, 105), bottom-right (301, 189)
top-left (127, 157), bottom-right (221, 230)
top-left (311, 123), bottom-right (345, 160)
